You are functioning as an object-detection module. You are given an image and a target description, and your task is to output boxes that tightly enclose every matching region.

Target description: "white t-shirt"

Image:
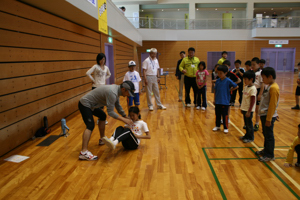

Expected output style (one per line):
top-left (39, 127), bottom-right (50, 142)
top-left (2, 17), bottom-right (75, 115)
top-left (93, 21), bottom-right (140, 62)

top-left (254, 70), bottom-right (263, 89)
top-left (142, 57), bottom-right (160, 76)
top-left (123, 71), bottom-right (141, 93)
top-left (86, 64), bottom-right (111, 87)
top-left (240, 85), bottom-right (257, 112)
top-left (125, 120), bottom-right (149, 145)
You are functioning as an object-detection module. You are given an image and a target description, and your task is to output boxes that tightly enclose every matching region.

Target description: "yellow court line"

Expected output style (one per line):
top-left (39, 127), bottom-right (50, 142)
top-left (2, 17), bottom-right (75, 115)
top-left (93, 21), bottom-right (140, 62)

top-left (275, 149), bottom-right (289, 151)
top-left (207, 101), bottom-right (300, 191)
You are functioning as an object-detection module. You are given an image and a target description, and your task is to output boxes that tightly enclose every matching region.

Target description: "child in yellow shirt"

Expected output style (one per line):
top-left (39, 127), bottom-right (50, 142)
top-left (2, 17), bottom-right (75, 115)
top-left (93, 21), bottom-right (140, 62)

top-left (284, 124), bottom-right (300, 167)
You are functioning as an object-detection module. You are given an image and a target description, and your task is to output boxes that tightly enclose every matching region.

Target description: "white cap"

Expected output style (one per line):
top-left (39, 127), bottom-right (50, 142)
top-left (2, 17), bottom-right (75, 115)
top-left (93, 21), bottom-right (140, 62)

top-left (128, 61), bottom-right (136, 66)
top-left (150, 48), bottom-right (157, 53)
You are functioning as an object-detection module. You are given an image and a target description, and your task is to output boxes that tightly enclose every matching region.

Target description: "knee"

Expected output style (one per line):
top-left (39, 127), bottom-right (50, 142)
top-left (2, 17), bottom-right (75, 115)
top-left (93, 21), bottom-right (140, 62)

top-left (99, 113), bottom-right (107, 121)
top-left (86, 123), bottom-right (95, 132)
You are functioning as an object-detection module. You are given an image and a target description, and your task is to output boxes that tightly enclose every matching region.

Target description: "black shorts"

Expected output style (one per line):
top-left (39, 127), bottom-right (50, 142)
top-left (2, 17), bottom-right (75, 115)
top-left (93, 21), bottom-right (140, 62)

top-left (256, 88), bottom-right (261, 105)
top-left (78, 101), bottom-right (106, 131)
top-left (296, 86), bottom-right (300, 96)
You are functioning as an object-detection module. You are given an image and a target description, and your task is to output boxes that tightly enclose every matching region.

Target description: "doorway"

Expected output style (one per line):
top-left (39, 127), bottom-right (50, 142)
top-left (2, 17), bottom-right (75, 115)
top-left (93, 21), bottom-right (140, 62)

top-left (261, 48), bottom-right (295, 72)
top-left (105, 43), bottom-right (114, 84)
top-left (207, 51), bottom-right (236, 70)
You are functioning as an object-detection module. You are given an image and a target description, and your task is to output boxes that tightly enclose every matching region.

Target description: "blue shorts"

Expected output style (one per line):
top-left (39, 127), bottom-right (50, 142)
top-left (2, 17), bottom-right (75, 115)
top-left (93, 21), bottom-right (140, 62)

top-left (128, 93), bottom-right (140, 106)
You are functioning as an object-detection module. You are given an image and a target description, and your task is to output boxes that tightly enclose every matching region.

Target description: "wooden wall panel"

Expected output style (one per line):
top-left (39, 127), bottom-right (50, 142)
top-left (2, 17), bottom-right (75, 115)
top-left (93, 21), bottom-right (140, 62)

top-left (0, 0), bottom-right (100, 156)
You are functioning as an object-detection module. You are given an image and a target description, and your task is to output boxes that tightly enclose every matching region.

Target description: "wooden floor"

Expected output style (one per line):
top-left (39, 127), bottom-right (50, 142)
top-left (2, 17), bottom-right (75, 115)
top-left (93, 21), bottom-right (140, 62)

top-left (0, 72), bottom-right (300, 200)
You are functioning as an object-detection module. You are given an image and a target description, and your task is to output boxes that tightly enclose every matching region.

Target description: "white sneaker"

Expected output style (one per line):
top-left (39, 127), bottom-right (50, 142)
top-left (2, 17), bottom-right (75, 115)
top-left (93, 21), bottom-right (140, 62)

top-left (213, 127), bottom-right (220, 131)
top-left (102, 136), bottom-right (116, 150)
top-left (158, 105), bottom-right (167, 110)
top-left (224, 129), bottom-right (229, 134)
top-left (105, 120), bottom-right (108, 125)
top-left (149, 106), bottom-right (154, 111)
top-left (196, 106), bottom-right (200, 110)
top-left (228, 119), bottom-right (230, 123)
top-left (79, 150), bottom-right (98, 161)
top-left (201, 107), bottom-right (206, 111)
top-left (186, 104), bottom-right (191, 107)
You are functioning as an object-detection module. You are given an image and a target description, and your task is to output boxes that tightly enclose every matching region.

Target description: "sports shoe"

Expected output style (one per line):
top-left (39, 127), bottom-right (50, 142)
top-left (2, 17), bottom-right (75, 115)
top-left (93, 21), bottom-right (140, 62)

top-left (224, 129), bottom-right (229, 134)
top-left (201, 107), bottom-right (206, 111)
top-left (254, 124), bottom-right (259, 132)
top-left (295, 163), bottom-right (300, 167)
top-left (149, 106), bottom-right (154, 111)
top-left (196, 106), bottom-right (200, 110)
top-left (79, 151), bottom-right (98, 161)
top-left (99, 138), bottom-right (105, 145)
top-left (213, 127), bottom-right (220, 131)
top-left (243, 126), bottom-right (246, 129)
top-left (186, 104), bottom-right (191, 107)
top-left (239, 136), bottom-right (246, 140)
top-left (291, 105), bottom-right (300, 110)
top-left (102, 136), bottom-right (116, 150)
top-left (258, 156), bottom-right (275, 162)
top-left (105, 120), bottom-right (108, 125)
top-left (158, 105), bottom-right (167, 110)
top-left (243, 139), bottom-right (253, 143)
top-left (255, 150), bottom-right (264, 156)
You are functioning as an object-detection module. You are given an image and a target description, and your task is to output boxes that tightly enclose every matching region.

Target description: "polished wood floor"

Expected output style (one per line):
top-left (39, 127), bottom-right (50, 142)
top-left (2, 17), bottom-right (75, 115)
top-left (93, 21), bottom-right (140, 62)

top-left (0, 72), bottom-right (300, 200)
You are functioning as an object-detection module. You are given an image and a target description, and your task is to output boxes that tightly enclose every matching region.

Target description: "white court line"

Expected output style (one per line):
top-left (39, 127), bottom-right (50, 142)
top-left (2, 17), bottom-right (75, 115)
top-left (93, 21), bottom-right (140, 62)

top-left (208, 101), bottom-right (300, 190)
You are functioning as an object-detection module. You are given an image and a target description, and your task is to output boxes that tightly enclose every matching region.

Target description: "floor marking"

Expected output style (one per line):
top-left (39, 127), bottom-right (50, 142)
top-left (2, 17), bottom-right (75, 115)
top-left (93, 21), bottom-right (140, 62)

top-left (208, 101), bottom-right (300, 191)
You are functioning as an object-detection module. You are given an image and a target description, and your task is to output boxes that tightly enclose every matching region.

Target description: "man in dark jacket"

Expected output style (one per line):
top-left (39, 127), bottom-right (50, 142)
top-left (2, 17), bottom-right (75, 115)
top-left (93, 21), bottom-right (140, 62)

top-left (175, 51), bottom-right (185, 102)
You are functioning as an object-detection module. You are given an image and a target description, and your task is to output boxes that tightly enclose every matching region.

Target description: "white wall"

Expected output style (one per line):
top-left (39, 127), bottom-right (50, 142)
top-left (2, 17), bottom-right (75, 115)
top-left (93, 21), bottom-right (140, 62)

top-left (196, 10), bottom-right (246, 19)
top-left (140, 11), bottom-right (188, 19)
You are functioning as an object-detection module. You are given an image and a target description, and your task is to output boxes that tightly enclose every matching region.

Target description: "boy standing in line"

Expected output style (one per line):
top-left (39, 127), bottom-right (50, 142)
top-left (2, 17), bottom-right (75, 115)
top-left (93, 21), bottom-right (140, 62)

top-left (255, 67), bottom-right (280, 162)
top-left (259, 59), bottom-right (266, 70)
top-left (291, 62), bottom-right (300, 110)
top-left (252, 57), bottom-right (264, 131)
top-left (218, 51), bottom-right (228, 65)
top-left (213, 65), bottom-right (238, 133)
top-left (244, 60), bottom-right (252, 71)
top-left (231, 59), bottom-right (245, 106)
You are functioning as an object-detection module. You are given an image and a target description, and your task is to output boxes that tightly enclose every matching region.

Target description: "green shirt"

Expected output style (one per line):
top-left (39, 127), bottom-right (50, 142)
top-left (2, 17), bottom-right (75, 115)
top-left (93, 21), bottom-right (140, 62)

top-left (218, 57), bottom-right (226, 65)
top-left (179, 56), bottom-right (200, 78)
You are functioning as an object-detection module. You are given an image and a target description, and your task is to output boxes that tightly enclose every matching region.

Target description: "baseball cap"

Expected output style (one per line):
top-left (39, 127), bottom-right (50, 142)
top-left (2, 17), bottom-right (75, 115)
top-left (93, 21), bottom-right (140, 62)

top-left (128, 61), bottom-right (136, 66)
top-left (122, 81), bottom-right (135, 97)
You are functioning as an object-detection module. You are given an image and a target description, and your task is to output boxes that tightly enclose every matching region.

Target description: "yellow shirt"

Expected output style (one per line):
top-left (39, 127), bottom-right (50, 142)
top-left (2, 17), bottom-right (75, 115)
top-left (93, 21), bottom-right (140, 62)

top-left (179, 56), bottom-right (200, 78)
top-left (218, 57), bottom-right (226, 65)
top-left (285, 136), bottom-right (300, 164)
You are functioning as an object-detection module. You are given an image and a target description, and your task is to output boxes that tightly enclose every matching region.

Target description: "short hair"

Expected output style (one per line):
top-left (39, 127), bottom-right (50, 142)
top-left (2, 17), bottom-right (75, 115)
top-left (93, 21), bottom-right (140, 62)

top-left (150, 48), bottom-right (157, 53)
top-left (96, 53), bottom-right (106, 65)
top-left (243, 71), bottom-right (256, 83)
top-left (234, 59), bottom-right (241, 65)
top-left (214, 64), bottom-right (219, 69)
top-left (245, 60), bottom-right (251, 66)
top-left (217, 65), bottom-right (228, 73)
top-left (223, 60), bottom-right (231, 66)
top-left (198, 61), bottom-right (206, 69)
top-left (298, 62), bottom-right (300, 66)
top-left (129, 106), bottom-right (141, 119)
top-left (188, 47), bottom-right (195, 52)
top-left (261, 67), bottom-right (276, 79)
top-left (222, 51), bottom-right (228, 56)
top-left (180, 51), bottom-right (185, 55)
top-left (298, 124), bottom-right (300, 128)
top-left (251, 57), bottom-right (260, 64)
top-left (259, 59), bottom-right (266, 64)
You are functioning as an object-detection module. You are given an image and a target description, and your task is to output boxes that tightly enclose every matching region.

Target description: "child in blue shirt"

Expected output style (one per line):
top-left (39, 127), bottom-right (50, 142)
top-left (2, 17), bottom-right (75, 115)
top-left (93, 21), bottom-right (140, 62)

top-left (213, 65), bottom-right (238, 133)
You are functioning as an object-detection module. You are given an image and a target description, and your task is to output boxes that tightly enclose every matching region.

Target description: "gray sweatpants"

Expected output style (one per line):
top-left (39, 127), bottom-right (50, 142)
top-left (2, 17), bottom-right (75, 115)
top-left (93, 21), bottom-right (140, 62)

top-left (146, 75), bottom-right (162, 107)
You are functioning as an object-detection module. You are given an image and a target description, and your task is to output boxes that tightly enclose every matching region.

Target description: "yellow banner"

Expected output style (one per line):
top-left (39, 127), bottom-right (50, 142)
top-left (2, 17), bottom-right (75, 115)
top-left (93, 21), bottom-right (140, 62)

top-left (98, 0), bottom-right (108, 34)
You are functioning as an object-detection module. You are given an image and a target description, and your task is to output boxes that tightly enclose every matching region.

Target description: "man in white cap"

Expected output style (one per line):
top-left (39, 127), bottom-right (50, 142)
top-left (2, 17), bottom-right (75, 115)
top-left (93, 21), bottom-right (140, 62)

top-left (142, 48), bottom-right (166, 111)
top-left (78, 81), bottom-right (135, 160)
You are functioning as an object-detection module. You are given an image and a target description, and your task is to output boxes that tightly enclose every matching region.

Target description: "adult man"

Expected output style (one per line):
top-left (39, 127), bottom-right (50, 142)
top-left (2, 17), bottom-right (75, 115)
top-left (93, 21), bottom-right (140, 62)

top-left (179, 47), bottom-right (200, 107)
top-left (175, 51), bottom-right (186, 102)
top-left (218, 51), bottom-right (228, 65)
top-left (78, 81), bottom-right (135, 161)
top-left (143, 48), bottom-right (167, 111)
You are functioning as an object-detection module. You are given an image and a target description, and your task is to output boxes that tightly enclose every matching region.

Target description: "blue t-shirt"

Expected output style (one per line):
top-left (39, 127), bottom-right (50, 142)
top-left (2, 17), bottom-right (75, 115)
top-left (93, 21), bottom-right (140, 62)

top-left (214, 77), bottom-right (237, 105)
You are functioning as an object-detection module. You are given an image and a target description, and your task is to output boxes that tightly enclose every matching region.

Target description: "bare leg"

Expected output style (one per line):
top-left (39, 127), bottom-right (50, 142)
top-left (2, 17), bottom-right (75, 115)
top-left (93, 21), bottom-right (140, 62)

top-left (82, 129), bottom-right (92, 152)
top-left (98, 120), bottom-right (106, 138)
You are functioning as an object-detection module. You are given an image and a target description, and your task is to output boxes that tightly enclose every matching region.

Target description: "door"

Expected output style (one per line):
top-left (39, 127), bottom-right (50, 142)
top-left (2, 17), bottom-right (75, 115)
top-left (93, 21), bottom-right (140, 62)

top-left (261, 48), bottom-right (295, 72)
top-left (105, 43), bottom-right (114, 84)
top-left (207, 51), bottom-right (235, 70)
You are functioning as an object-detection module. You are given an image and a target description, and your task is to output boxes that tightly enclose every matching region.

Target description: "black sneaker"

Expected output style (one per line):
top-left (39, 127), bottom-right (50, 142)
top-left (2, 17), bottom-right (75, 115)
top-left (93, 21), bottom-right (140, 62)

top-left (243, 126), bottom-right (246, 129)
top-left (291, 105), bottom-right (300, 110)
top-left (255, 150), bottom-right (264, 156)
top-left (258, 156), bottom-right (275, 162)
top-left (254, 124), bottom-right (259, 131)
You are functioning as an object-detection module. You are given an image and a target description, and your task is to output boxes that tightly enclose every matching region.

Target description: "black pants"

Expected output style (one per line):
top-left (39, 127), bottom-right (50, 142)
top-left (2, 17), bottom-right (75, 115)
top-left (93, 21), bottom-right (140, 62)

top-left (78, 102), bottom-right (106, 131)
top-left (215, 104), bottom-right (229, 129)
top-left (242, 111), bottom-right (254, 140)
top-left (295, 145), bottom-right (300, 163)
top-left (184, 76), bottom-right (198, 105)
top-left (196, 85), bottom-right (207, 108)
top-left (260, 116), bottom-right (276, 158)
top-left (230, 83), bottom-right (243, 105)
top-left (113, 126), bottom-right (139, 150)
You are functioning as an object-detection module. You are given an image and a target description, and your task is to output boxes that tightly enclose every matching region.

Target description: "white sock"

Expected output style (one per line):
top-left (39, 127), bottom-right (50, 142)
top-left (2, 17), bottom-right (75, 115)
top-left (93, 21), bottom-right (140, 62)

top-left (81, 150), bottom-right (88, 154)
top-left (255, 122), bottom-right (259, 125)
top-left (109, 136), bottom-right (114, 142)
top-left (113, 139), bottom-right (119, 146)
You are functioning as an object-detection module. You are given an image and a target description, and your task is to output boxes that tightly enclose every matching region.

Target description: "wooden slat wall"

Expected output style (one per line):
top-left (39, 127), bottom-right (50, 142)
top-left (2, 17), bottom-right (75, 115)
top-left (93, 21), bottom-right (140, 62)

top-left (0, 0), bottom-right (100, 156)
top-left (115, 40), bottom-right (134, 84)
top-left (138, 40), bottom-right (300, 72)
